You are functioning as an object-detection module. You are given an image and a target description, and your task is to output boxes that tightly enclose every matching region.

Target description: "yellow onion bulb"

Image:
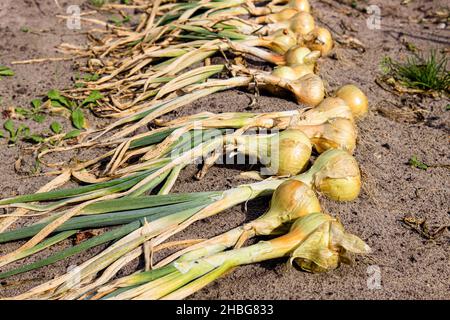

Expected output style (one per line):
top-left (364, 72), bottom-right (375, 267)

top-left (270, 180), bottom-right (321, 219)
top-left (289, 0), bottom-right (311, 13)
top-left (291, 64), bottom-right (315, 78)
top-left (289, 73), bottom-right (325, 106)
top-left (272, 66), bottom-right (300, 80)
top-left (254, 180), bottom-right (321, 235)
top-left (335, 84), bottom-right (368, 118)
top-left (307, 149), bottom-right (361, 201)
top-left (268, 8), bottom-right (299, 23)
top-left (301, 97), bottom-right (354, 125)
top-left (303, 27), bottom-right (333, 56)
top-left (289, 12), bottom-right (315, 36)
top-left (290, 212), bottom-right (371, 273)
top-left (237, 129), bottom-right (312, 176)
top-left (267, 66), bottom-right (300, 96)
top-left (269, 129), bottom-right (312, 176)
top-left (271, 29), bottom-right (298, 54)
top-left (271, 64), bottom-right (314, 82)
top-left (316, 118), bottom-right (356, 153)
top-left (298, 118), bottom-right (357, 153)
top-left (284, 46), bottom-right (312, 65)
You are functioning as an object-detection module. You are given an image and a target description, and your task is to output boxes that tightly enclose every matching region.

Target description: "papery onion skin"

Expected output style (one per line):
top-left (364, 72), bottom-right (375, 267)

top-left (335, 84), bottom-right (369, 118)
top-left (271, 29), bottom-right (298, 54)
top-left (303, 27), bottom-right (333, 56)
top-left (254, 180), bottom-right (321, 235)
top-left (291, 64), bottom-right (315, 78)
top-left (316, 174), bottom-right (361, 201)
top-left (271, 65), bottom-right (314, 82)
top-left (290, 12), bottom-right (316, 36)
top-left (267, 66), bottom-right (301, 97)
top-left (266, 8), bottom-right (299, 23)
top-left (290, 213), bottom-right (371, 273)
top-left (262, 11), bottom-right (314, 36)
top-left (290, 0), bottom-right (311, 13)
top-left (289, 73), bottom-right (325, 106)
top-left (298, 97), bottom-right (355, 125)
top-left (315, 118), bottom-right (356, 153)
top-left (302, 149), bottom-right (361, 201)
top-left (270, 129), bottom-right (313, 176)
top-left (272, 66), bottom-right (301, 81)
top-left (294, 118), bottom-right (357, 153)
top-left (235, 129), bottom-right (312, 176)
top-left (284, 46), bottom-right (312, 65)
top-left (314, 155), bottom-right (361, 201)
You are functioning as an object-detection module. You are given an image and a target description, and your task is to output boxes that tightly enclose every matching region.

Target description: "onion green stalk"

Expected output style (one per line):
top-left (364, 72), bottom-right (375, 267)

top-left (0, 205), bottom-right (209, 281)
top-left (1, 144), bottom-right (358, 283)
top-left (58, 0), bottom-right (329, 118)
top-left (0, 149), bottom-right (361, 299)
top-left (0, 126), bottom-right (312, 222)
top-left (147, 97), bottom-right (356, 159)
top-left (101, 210), bottom-right (369, 300)
top-left (0, 196), bottom-right (218, 244)
top-left (136, 179), bottom-right (322, 272)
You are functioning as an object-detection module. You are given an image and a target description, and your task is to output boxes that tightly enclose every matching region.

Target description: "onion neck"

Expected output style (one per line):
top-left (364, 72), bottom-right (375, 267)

top-left (201, 212), bottom-right (331, 267)
top-left (233, 133), bottom-right (273, 160)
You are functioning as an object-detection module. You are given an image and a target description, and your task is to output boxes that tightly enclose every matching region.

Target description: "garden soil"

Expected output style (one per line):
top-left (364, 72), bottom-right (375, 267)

top-left (0, 0), bottom-right (448, 299)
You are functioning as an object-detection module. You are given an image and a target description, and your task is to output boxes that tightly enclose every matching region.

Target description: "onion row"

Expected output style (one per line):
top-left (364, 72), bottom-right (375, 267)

top-left (0, 0), bottom-right (372, 300)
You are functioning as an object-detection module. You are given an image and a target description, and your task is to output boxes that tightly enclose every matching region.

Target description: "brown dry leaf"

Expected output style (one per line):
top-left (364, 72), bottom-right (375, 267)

top-left (335, 35), bottom-right (366, 52)
top-left (74, 230), bottom-right (102, 245)
top-left (401, 216), bottom-right (449, 240)
top-left (14, 157), bottom-right (23, 173)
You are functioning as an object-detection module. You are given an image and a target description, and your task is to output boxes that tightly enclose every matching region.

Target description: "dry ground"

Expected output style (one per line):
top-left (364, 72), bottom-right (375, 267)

top-left (0, 0), bottom-right (449, 299)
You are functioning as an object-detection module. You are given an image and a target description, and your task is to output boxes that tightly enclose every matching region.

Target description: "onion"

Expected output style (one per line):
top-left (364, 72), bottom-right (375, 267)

top-left (289, 97), bottom-right (354, 126)
top-left (254, 0), bottom-right (311, 23)
top-left (272, 66), bottom-right (300, 80)
top-left (270, 29), bottom-right (298, 54)
top-left (335, 84), bottom-right (368, 118)
top-left (272, 45), bottom-right (317, 79)
top-left (298, 149), bottom-right (361, 201)
top-left (291, 64), bottom-right (315, 78)
top-left (259, 8), bottom-right (299, 24)
top-left (290, 212), bottom-right (371, 273)
top-left (287, 73), bottom-right (325, 106)
top-left (293, 118), bottom-right (356, 153)
top-left (284, 46), bottom-right (312, 65)
top-left (234, 129), bottom-right (312, 176)
top-left (260, 72), bottom-right (324, 106)
top-left (150, 180), bottom-right (321, 272)
top-left (289, 12), bottom-right (316, 36)
top-left (114, 212), bottom-right (369, 300)
top-left (255, 180), bottom-right (321, 235)
top-left (263, 12), bottom-right (315, 36)
top-left (302, 27), bottom-right (333, 56)
top-left (289, 0), bottom-right (311, 13)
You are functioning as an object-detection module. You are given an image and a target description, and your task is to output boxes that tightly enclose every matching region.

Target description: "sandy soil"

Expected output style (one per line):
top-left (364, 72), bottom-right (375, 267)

top-left (0, 0), bottom-right (449, 299)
